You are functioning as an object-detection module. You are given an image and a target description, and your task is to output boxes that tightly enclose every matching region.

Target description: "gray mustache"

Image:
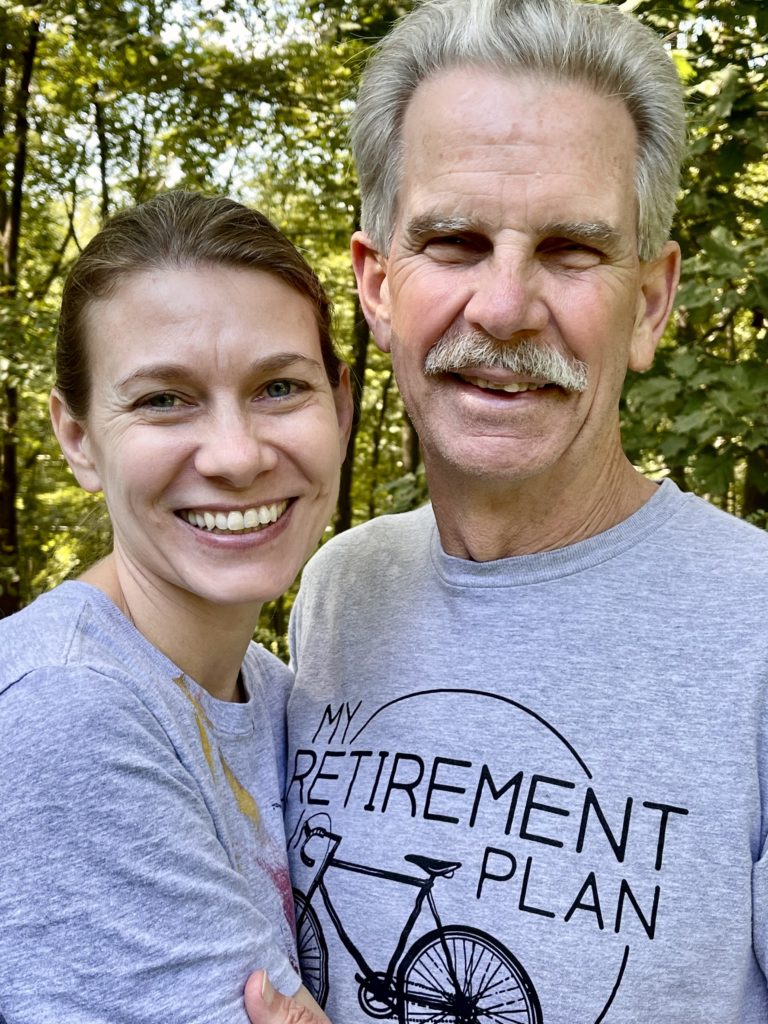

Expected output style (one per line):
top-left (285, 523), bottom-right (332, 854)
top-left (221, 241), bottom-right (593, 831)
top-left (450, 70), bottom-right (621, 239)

top-left (424, 330), bottom-right (589, 393)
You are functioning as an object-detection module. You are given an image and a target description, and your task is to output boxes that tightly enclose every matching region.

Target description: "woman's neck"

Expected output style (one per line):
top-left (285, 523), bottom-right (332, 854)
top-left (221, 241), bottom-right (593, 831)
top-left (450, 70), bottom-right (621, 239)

top-left (79, 554), bottom-right (260, 702)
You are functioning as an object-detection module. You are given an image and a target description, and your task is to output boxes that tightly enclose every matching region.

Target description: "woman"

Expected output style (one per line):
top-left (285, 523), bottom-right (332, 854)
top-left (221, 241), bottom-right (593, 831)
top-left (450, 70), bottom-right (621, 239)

top-left (0, 191), bottom-right (350, 1023)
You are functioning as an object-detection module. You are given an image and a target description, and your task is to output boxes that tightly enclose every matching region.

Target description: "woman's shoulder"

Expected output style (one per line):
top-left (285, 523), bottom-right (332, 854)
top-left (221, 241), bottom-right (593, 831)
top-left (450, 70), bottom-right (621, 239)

top-left (0, 583), bottom-right (186, 743)
top-left (1, 578), bottom-right (85, 644)
top-left (1, 583), bottom-right (98, 692)
top-left (0, 649), bottom-right (205, 813)
top-left (2, 583), bottom-right (142, 689)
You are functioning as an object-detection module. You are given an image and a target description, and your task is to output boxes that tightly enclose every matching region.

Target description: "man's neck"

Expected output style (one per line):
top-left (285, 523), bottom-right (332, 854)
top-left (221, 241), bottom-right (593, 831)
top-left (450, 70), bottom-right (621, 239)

top-left (427, 456), bottom-right (657, 562)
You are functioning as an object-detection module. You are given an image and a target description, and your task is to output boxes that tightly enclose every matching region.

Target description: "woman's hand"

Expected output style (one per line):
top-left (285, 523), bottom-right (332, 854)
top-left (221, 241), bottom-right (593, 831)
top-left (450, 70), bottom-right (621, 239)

top-left (245, 972), bottom-right (331, 1024)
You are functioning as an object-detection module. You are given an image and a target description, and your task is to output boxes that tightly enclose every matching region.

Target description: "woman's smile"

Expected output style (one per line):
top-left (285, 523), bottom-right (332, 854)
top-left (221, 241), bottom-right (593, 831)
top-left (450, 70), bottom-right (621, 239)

top-left (178, 499), bottom-right (290, 533)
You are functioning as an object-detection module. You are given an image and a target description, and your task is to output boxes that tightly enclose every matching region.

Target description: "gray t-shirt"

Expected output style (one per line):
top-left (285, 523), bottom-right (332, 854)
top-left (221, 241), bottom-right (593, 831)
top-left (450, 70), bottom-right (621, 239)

top-left (0, 581), bottom-right (300, 1024)
top-left (286, 480), bottom-right (768, 1022)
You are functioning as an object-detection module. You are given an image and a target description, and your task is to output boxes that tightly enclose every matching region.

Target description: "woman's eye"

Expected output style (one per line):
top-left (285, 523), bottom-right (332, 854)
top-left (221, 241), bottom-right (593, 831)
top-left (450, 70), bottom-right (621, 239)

top-left (264, 380), bottom-right (297, 399)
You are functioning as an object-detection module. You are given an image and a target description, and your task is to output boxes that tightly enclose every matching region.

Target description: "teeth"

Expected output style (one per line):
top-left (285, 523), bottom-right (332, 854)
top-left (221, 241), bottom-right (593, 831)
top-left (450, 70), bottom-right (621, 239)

top-left (181, 501), bottom-right (288, 533)
top-left (464, 376), bottom-right (548, 393)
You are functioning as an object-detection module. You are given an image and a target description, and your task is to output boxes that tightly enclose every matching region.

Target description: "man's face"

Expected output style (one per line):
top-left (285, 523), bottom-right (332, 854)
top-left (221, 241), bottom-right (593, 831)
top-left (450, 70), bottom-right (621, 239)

top-left (353, 68), bottom-right (679, 491)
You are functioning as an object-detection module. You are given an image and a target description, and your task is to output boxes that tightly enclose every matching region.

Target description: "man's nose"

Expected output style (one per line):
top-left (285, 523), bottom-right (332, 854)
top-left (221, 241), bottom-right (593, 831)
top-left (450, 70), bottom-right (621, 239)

top-left (193, 413), bottom-right (279, 487)
top-left (463, 257), bottom-right (548, 341)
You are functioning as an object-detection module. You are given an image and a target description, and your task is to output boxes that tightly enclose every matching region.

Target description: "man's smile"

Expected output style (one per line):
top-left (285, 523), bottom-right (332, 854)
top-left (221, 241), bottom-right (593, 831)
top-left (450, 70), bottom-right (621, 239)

top-left (458, 375), bottom-right (552, 394)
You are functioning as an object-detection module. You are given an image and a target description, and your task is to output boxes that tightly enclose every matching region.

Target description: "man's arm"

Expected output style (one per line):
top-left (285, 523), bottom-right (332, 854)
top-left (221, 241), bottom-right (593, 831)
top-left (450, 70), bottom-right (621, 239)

top-left (245, 974), bottom-right (331, 1024)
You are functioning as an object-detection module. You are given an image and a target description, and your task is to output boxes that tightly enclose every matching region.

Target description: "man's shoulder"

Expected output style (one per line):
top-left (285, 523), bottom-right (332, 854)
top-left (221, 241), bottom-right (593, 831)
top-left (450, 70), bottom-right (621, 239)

top-left (675, 488), bottom-right (768, 553)
top-left (304, 503), bottom-right (435, 578)
top-left (661, 487), bottom-right (768, 595)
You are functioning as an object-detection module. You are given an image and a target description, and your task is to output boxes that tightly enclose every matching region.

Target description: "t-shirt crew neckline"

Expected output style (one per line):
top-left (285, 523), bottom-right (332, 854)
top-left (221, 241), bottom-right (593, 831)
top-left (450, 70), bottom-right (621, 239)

top-left (430, 478), bottom-right (687, 588)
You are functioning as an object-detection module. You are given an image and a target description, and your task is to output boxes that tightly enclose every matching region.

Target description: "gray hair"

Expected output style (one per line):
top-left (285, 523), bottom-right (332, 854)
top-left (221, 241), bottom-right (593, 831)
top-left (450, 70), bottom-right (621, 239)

top-left (351, 0), bottom-right (686, 261)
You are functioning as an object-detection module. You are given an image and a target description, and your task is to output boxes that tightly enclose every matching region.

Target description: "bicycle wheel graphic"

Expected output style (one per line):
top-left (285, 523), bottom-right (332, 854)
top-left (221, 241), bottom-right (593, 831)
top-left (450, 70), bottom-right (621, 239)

top-left (396, 925), bottom-right (542, 1024)
top-left (293, 888), bottom-right (329, 1008)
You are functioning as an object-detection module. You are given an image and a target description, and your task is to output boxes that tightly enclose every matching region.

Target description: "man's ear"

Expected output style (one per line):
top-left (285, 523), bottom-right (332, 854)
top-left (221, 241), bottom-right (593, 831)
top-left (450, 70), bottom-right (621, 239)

top-left (49, 389), bottom-right (103, 494)
top-left (333, 364), bottom-right (355, 460)
top-left (351, 231), bottom-right (392, 353)
top-left (629, 240), bottom-right (681, 372)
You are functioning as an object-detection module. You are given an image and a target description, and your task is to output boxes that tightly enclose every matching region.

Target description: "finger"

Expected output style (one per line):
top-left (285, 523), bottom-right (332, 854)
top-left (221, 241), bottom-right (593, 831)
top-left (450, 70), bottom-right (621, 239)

top-left (244, 971), bottom-right (329, 1024)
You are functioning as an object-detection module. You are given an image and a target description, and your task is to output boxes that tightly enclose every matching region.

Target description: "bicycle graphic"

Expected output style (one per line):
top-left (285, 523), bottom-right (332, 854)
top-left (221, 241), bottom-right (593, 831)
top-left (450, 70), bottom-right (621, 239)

top-left (292, 819), bottom-right (542, 1023)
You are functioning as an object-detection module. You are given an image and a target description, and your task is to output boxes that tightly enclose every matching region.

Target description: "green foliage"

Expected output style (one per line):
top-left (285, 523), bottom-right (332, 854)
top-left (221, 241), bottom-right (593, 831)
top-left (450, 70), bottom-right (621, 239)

top-left (621, 0), bottom-right (768, 514)
top-left (0, 0), bottom-right (765, 628)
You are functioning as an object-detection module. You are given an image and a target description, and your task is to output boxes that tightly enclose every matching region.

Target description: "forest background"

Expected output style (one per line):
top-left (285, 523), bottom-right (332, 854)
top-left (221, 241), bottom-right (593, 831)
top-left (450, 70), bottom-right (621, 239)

top-left (1, 0), bottom-right (766, 653)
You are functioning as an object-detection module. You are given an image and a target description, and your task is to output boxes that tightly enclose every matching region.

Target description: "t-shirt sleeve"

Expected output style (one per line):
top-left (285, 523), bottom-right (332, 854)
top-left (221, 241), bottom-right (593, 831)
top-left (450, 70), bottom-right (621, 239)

top-left (0, 666), bottom-right (300, 1024)
top-left (755, 736), bottom-right (768, 994)
top-left (287, 586), bottom-right (305, 674)
top-left (755, 841), bottom-right (768, 977)
top-left (244, 644), bottom-right (293, 795)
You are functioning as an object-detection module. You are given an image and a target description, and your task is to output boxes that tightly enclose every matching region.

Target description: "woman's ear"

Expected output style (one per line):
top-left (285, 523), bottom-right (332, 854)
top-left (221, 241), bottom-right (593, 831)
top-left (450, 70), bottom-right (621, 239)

top-left (49, 389), bottom-right (103, 494)
top-left (351, 231), bottom-right (392, 353)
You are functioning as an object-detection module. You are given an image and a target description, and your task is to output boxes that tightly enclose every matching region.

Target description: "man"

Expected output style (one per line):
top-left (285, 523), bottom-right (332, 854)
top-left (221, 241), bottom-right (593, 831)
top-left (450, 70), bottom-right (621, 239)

top-left (255, 0), bottom-right (768, 1020)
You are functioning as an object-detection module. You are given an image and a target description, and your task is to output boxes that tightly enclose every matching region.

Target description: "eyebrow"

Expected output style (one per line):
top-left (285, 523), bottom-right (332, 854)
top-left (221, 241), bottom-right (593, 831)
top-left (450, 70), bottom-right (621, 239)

top-left (403, 214), bottom-right (622, 251)
top-left (115, 352), bottom-right (324, 390)
top-left (536, 220), bottom-right (623, 249)
top-left (402, 214), bottom-right (477, 246)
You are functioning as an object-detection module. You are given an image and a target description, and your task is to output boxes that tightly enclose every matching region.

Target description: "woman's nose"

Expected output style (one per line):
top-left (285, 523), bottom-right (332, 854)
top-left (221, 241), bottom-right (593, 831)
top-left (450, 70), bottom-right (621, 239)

top-left (193, 415), bottom-right (279, 487)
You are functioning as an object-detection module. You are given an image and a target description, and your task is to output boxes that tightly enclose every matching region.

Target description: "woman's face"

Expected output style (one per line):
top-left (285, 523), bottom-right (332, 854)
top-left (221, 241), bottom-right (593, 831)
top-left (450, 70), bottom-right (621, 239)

top-left (54, 264), bottom-right (351, 610)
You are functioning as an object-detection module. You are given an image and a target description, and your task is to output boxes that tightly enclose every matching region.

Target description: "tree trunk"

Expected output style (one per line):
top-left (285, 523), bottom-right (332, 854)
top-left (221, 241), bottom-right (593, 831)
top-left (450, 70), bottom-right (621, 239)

top-left (334, 289), bottom-right (369, 534)
top-left (401, 414), bottom-right (420, 475)
top-left (0, 19), bottom-right (40, 617)
top-left (742, 449), bottom-right (768, 522)
top-left (0, 384), bottom-right (19, 617)
top-left (92, 82), bottom-right (111, 221)
top-left (0, 23), bottom-right (9, 231)
top-left (5, 21), bottom-right (39, 284)
top-left (369, 368), bottom-right (393, 519)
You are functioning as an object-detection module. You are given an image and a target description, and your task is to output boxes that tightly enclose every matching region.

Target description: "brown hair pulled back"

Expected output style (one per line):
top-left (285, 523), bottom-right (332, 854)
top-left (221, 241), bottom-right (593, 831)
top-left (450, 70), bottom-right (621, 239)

top-left (56, 191), bottom-right (342, 419)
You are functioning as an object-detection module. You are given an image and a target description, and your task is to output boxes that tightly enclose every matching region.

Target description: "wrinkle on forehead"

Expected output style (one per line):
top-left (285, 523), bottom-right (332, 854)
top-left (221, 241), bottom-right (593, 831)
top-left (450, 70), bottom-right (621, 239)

top-left (395, 68), bottom-right (639, 249)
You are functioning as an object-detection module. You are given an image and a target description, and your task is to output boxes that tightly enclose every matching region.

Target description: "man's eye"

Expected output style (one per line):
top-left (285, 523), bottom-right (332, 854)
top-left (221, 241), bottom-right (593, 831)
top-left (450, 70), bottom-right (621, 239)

top-left (264, 380), bottom-right (297, 399)
top-left (427, 235), bottom-right (465, 247)
top-left (540, 240), bottom-right (603, 266)
top-left (423, 234), bottom-right (489, 261)
top-left (426, 234), bottom-right (484, 250)
top-left (141, 392), bottom-right (183, 409)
